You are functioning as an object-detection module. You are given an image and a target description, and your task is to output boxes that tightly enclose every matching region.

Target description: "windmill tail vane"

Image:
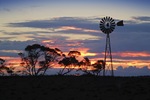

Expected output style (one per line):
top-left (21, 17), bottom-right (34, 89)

top-left (117, 20), bottom-right (124, 26)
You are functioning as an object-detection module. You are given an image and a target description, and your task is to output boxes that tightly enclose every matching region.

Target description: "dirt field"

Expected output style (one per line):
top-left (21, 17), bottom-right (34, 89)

top-left (0, 76), bottom-right (150, 100)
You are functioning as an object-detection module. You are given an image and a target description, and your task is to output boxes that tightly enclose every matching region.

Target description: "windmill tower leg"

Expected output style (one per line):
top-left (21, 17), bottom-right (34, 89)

top-left (103, 34), bottom-right (114, 76)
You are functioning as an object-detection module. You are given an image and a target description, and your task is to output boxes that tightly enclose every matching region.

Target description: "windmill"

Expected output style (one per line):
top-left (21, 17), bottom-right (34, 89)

top-left (99, 16), bottom-right (123, 76)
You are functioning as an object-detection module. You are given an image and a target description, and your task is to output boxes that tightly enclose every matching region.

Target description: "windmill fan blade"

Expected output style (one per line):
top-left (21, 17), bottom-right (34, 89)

top-left (106, 16), bottom-right (109, 21)
top-left (108, 17), bottom-right (110, 21)
top-left (117, 20), bottom-right (124, 26)
top-left (104, 17), bottom-right (106, 21)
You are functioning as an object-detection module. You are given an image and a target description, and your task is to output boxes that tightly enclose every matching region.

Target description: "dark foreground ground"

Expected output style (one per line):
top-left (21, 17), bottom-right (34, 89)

top-left (0, 76), bottom-right (150, 100)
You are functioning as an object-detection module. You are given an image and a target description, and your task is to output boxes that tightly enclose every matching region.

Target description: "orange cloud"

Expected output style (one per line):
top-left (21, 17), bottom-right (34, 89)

top-left (0, 56), bottom-right (21, 69)
top-left (70, 48), bottom-right (97, 57)
top-left (42, 40), bottom-right (55, 43)
top-left (111, 51), bottom-right (150, 57)
top-left (0, 56), bottom-right (13, 60)
top-left (0, 50), bottom-right (22, 53)
top-left (67, 42), bottom-right (83, 47)
top-left (56, 26), bottom-right (99, 33)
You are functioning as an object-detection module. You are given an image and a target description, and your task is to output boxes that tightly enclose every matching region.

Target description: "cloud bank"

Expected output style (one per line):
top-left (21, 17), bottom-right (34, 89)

top-left (1, 16), bottom-right (150, 76)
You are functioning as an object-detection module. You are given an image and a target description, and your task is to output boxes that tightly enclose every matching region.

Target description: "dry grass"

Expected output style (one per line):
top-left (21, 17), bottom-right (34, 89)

top-left (0, 76), bottom-right (150, 100)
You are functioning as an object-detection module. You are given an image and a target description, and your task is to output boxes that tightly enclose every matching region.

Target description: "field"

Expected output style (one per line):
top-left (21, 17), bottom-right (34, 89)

top-left (0, 76), bottom-right (150, 100)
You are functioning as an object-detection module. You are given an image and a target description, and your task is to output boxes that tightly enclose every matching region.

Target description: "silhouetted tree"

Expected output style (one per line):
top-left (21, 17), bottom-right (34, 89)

top-left (38, 47), bottom-right (62, 75)
top-left (0, 58), bottom-right (14, 76)
top-left (68, 51), bottom-right (81, 57)
top-left (77, 57), bottom-right (92, 75)
top-left (18, 44), bottom-right (61, 76)
top-left (58, 51), bottom-right (80, 75)
top-left (91, 60), bottom-right (105, 76)
top-left (0, 58), bottom-right (5, 75)
top-left (0, 58), bottom-right (5, 67)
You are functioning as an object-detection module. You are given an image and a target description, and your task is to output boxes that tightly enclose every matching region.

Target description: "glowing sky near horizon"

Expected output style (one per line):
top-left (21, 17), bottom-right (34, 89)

top-left (0, 0), bottom-right (150, 76)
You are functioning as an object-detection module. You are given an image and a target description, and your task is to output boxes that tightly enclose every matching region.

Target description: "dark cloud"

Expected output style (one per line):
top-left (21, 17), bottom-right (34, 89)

top-left (1, 31), bottom-right (38, 36)
top-left (115, 66), bottom-right (150, 76)
top-left (115, 22), bottom-right (150, 33)
top-left (0, 36), bottom-right (85, 57)
top-left (4, 15), bottom-right (150, 59)
top-left (0, 40), bottom-right (36, 57)
top-left (8, 17), bottom-right (98, 31)
top-left (0, 37), bottom-right (15, 40)
top-left (132, 16), bottom-right (150, 22)
top-left (110, 32), bottom-right (150, 52)
top-left (0, 8), bottom-right (11, 12)
top-left (8, 16), bottom-right (150, 33)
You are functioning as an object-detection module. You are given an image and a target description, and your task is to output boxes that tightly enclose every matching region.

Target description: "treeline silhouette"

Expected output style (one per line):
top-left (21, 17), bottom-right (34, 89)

top-left (0, 44), bottom-right (105, 76)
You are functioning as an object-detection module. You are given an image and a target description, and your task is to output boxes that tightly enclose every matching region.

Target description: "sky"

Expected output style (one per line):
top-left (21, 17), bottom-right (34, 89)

top-left (0, 0), bottom-right (150, 76)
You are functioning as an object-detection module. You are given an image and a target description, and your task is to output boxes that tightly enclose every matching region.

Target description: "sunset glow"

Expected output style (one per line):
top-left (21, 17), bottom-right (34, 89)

top-left (0, 0), bottom-right (150, 76)
top-left (112, 52), bottom-right (150, 57)
top-left (57, 26), bottom-right (99, 33)
top-left (70, 48), bottom-right (97, 57)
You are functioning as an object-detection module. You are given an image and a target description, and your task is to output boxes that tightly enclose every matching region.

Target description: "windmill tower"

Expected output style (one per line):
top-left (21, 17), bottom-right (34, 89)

top-left (99, 16), bottom-right (123, 76)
